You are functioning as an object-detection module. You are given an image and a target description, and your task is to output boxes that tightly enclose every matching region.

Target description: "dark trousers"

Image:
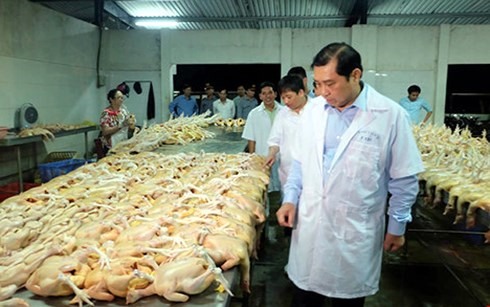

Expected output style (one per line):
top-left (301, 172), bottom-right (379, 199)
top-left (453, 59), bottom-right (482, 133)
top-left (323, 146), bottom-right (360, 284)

top-left (291, 284), bottom-right (365, 307)
top-left (331, 297), bottom-right (366, 307)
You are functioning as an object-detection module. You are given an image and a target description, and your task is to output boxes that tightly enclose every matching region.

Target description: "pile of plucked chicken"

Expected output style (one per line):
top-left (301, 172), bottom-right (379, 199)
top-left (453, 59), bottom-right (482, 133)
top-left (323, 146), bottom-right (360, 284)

top-left (109, 112), bottom-right (219, 155)
top-left (18, 123), bottom-right (96, 141)
top-left (414, 124), bottom-right (490, 241)
top-left (0, 151), bottom-right (269, 306)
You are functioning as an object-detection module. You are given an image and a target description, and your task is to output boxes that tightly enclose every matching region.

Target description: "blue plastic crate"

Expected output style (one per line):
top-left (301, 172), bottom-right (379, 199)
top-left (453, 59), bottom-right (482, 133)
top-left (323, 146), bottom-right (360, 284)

top-left (38, 158), bottom-right (86, 183)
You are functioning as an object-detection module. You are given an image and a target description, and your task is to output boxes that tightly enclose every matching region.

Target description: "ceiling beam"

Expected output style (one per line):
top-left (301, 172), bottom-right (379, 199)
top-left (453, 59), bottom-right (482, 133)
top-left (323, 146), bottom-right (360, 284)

top-left (345, 0), bottom-right (368, 27)
top-left (94, 0), bottom-right (103, 27)
top-left (137, 15), bottom-right (348, 23)
top-left (370, 12), bottom-right (490, 19)
top-left (131, 12), bottom-right (489, 24)
top-left (104, 0), bottom-right (135, 28)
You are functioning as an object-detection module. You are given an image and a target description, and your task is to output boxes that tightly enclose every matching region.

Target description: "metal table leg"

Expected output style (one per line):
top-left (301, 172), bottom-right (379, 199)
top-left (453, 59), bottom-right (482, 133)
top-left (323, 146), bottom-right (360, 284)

top-left (16, 146), bottom-right (24, 192)
top-left (84, 132), bottom-right (89, 159)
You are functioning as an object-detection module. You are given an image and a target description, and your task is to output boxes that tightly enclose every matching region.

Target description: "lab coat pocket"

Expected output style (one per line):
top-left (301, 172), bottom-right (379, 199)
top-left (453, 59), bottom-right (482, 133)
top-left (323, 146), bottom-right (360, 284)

top-left (344, 142), bottom-right (380, 185)
top-left (332, 205), bottom-right (368, 244)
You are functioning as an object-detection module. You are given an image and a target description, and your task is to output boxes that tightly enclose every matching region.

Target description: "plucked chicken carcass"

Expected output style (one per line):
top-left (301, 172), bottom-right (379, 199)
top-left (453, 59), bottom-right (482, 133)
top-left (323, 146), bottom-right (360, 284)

top-left (465, 195), bottom-right (490, 228)
top-left (126, 256), bottom-right (222, 304)
top-left (0, 297), bottom-right (29, 307)
top-left (198, 232), bottom-right (251, 293)
top-left (0, 151), bottom-right (269, 304)
top-left (25, 250), bottom-right (91, 297)
top-left (0, 286), bottom-right (17, 302)
top-left (17, 127), bottom-right (55, 141)
top-left (413, 124), bottom-right (490, 232)
top-left (82, 255), bottom-right (155, 301)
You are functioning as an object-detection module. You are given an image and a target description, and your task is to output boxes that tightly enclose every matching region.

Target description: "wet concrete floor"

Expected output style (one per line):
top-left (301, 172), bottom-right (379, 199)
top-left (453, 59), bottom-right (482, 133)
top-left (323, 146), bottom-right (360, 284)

top-left (231, 193), bottom-right (490, 307)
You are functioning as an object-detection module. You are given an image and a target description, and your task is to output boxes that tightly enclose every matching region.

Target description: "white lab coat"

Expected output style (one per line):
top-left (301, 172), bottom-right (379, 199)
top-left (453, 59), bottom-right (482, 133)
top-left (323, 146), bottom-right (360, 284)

top-left (288, 84), bottom-right (424, 298)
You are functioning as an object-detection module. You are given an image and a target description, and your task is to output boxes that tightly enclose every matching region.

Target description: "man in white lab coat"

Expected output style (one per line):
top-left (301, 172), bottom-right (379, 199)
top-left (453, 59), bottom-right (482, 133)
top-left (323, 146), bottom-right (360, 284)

top-left (277, 42), bottom-right (424, 307)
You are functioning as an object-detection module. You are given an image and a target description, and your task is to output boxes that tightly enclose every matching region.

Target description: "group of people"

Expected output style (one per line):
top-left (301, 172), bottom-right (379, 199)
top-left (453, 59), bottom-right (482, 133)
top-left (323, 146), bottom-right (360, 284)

top-left (167, 76), bottom-right (433, 127)
top-left (242, 43), bottom-right (426, 307)
top-left (97, 42), bottom-right (432, 307)
top-left (168, 83), bottom-right (261, 120)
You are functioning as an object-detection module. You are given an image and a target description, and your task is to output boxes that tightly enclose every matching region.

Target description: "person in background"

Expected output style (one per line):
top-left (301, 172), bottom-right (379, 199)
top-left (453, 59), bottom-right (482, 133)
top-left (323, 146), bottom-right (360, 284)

top-left (236, 85), bottom-right (258, 120)
top-left (266, 75), bottom-right (310, 191)
top-left (399, 84), bottom-right (433, 125)
top-left (233, 84), bottom-right (246, 106)
top-left (287, 66), bottom-right (316, 98)
top-left (277, 42), bottom-right (424, 307)
top-left (265, 74), bottom-right (311, 247)
top-left (99, 89), bottom-right (136, 154)
top-left (213, 88), bottom-right (236, 119)
top-left (242, 81), bottom-right (283, 193)
top-left (200, 84), bottom-right (217, 115)
top-left (169, 84), bottom-right (198, 117)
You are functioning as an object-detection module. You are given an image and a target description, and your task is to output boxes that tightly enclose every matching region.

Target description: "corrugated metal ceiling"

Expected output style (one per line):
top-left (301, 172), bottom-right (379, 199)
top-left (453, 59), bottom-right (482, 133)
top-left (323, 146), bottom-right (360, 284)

top-left (30, 0), bottom-right (490, 30)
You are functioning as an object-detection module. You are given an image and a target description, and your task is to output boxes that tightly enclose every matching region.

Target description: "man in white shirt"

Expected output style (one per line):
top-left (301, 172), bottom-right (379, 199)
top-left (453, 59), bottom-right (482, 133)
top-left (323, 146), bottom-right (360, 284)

top-left (265, 74), bottom-right (310, 258)
top-left (266, 75), bottom-right (309, 190)
top-left (242, 81), bottom-right (283, 192)
top-left (213, 89), bottom-right (235, 119)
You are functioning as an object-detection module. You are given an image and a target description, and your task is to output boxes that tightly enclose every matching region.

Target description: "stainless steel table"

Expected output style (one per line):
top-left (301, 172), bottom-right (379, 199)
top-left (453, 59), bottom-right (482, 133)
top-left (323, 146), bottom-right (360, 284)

top-left (0, 126), bottom-right (97, 192)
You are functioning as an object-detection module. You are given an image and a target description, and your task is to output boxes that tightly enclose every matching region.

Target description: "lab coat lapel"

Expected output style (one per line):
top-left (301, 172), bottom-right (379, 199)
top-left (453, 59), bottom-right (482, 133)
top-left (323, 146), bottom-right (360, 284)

top-left (314, 104), bottom-right (328, 170)
top-left (329, 109), bottom-right (376, 169)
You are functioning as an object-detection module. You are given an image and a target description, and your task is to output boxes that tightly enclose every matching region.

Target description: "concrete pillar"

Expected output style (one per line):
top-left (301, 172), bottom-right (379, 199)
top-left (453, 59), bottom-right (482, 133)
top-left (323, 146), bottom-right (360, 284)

top-left (434, 24), bottom-right (450, 125)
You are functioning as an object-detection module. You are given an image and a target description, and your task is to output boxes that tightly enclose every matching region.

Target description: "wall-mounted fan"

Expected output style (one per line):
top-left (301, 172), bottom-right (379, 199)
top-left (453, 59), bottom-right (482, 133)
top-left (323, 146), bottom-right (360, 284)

top-left (15, 103), bottom-right (39, 129)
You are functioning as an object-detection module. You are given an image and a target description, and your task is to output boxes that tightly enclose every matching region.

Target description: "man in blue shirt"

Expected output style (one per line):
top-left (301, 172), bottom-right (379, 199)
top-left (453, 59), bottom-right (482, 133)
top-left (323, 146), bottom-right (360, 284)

top-left (236, 85), bottom-right (258, 120)
top-left (200, 84), bottom-right (217, 115)
top-left (169, 84), bottom-right (198, 117)
top-left (399, 85), bottom-right (433, 125)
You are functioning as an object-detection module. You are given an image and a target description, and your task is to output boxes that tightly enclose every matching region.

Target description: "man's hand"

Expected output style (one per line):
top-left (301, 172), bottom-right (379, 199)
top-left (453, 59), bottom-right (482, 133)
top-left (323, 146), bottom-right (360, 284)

top-left (383, 233), bottom-right (405, 252)
top-left (264, 154), bottom-right (275, 168)
top-left (128, 114), bottom-right (136, 129)
top-left (276, 203), bottom-right (296, 228)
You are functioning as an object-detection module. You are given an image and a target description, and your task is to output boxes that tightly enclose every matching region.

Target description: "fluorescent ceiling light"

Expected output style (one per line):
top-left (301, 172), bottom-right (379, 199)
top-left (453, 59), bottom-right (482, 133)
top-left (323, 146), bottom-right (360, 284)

top-left (135, 20), bottom-right (179, 29)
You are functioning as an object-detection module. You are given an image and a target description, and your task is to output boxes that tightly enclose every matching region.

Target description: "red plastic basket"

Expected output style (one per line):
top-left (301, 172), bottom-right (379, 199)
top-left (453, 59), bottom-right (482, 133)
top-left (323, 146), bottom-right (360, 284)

top-left (0, 182), bottom-right (40, 202)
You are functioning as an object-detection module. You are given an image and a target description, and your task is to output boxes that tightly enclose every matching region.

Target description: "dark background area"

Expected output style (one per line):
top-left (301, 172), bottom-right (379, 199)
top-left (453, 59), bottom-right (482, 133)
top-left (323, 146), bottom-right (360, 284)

top-left (444, 64), bottom-right (490, 141)
top-left (173, 64), bottom-right (281, 97)
top-left (445, 64), bottom-right (490, 114)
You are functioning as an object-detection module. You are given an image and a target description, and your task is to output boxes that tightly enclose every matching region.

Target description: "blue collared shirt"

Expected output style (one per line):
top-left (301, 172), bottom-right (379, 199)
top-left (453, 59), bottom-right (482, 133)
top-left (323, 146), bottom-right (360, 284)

top-left (236, 97), bottom-right (258, 119)
top-left (169, 95), bottom-right (198, 117)
top-left (399, 96), bottom-right (432, 124)
top-left (200, 96), bottom-right (217, 115)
